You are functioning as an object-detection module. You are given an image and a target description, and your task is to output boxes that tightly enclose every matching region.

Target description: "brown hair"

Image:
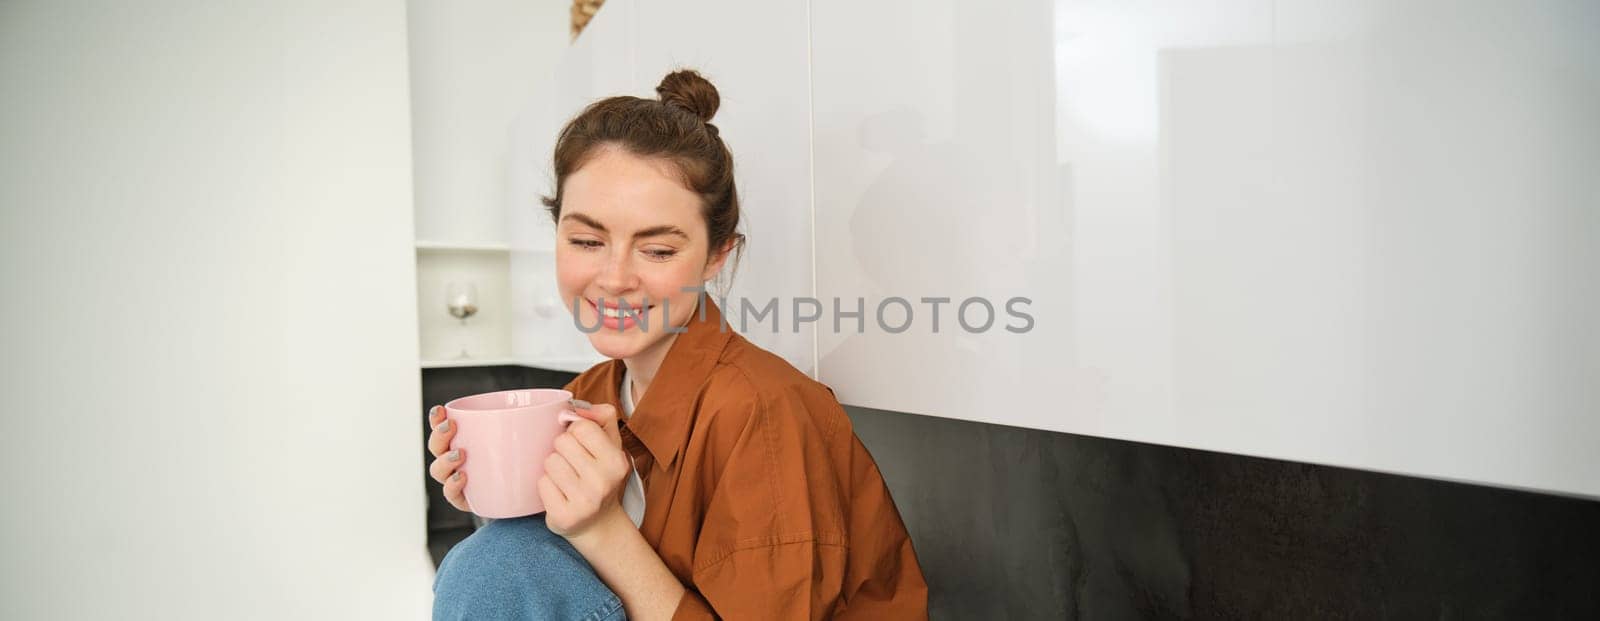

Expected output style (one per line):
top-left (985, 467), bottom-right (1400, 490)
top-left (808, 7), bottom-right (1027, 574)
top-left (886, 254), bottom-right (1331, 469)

top-left (541, 69), bottom-right (745, 291)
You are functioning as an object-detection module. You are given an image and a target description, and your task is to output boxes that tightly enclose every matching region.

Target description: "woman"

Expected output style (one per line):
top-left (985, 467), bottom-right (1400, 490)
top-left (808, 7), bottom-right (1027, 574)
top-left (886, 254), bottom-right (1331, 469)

top-left (428, 69), bottom-right (928, 620)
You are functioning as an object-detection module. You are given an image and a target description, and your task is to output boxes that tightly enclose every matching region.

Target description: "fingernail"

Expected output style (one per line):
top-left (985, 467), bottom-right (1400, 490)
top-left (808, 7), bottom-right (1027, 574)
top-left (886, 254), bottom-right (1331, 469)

top-left (570, 399), bottom-right (592, 409)
top-left (447, 449), bottom-right (460, 461)
top-left (437, 420), bottom-right (450, 433)
top-left (430, 406), bottom-right (442, 419)
top-left (450, 471), bottom-right (461, 482)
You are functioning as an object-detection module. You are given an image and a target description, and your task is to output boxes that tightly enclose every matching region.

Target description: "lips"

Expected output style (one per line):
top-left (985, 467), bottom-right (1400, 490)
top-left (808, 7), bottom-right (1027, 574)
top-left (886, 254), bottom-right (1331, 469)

top-left (588, 298), bottom-right (654, 319)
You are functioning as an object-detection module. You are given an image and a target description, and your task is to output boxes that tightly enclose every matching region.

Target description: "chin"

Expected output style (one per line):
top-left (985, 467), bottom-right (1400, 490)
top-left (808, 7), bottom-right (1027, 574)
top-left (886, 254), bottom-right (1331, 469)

top-left (587, 337), bottom-right (633, 360)
top-left (587, 332), bottom-right (649, 360)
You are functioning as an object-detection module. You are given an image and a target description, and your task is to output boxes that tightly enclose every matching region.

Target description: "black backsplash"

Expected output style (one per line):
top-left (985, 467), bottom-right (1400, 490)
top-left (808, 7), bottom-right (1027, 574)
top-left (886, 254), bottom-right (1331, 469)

top-left (847, 404), bottom-right (1600, 619)
top-left (422, 366), bottom-right (1600, 618)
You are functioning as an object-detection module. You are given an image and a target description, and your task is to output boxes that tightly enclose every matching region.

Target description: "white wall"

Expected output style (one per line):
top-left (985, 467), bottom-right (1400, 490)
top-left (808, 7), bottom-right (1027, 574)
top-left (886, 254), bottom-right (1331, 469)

top-left (409, 1), bottom-right (573, 365)
top-left (529, 0), bottom-right (1600, 500)
top-left (409, 0), bottom-right (572, 246)
top-left (0, 2), bottom-right (432, 619)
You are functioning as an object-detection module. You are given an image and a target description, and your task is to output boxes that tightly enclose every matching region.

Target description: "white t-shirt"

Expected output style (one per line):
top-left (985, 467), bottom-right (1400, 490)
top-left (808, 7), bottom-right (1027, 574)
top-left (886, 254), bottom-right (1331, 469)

top-left (618, 368), bottom-right (647, 529)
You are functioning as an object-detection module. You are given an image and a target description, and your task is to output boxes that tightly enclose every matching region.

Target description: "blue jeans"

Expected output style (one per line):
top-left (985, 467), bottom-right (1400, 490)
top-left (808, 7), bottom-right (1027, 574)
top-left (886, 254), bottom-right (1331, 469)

top-left (433, 514), bottom-right (626, 621)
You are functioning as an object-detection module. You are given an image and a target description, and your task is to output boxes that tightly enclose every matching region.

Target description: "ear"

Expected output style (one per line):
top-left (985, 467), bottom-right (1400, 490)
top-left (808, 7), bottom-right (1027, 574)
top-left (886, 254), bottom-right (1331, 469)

top-left (700, 237), bottom-right (737, 282)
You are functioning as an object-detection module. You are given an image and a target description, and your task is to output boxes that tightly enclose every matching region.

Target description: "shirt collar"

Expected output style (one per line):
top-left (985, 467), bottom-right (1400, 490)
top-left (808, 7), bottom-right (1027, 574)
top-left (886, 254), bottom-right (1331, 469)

top-left (614, 294), bottom-right (734, 471)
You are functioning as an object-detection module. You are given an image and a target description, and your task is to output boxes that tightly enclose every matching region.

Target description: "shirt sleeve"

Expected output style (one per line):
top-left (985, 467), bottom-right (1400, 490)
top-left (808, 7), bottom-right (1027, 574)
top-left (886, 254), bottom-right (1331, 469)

top-left (666, 390), bottom-right (854, 621)
top-left (670, 590), bottom-right (717, 620)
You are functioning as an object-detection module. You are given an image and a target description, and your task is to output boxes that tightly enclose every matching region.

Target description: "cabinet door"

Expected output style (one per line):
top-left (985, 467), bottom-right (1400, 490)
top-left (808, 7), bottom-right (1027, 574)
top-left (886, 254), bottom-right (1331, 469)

top-left (813, 0), bottom-right (1600, 499)
top-left (633, 0), bottom-right (815, 373)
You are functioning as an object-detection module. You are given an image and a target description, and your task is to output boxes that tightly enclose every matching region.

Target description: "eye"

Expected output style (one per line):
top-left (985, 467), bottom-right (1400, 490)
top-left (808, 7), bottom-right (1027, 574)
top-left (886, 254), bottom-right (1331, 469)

top-left (567, 238), bottom-right (602, 250)
top-left (644, 248), bottom-right (678, 260)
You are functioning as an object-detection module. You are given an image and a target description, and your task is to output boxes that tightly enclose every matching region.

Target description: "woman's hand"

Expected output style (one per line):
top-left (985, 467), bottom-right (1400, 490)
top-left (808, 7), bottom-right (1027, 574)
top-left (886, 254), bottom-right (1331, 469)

top-left (540, 402), bottom-right (632, 540)
top-left (426, 405), bottom-right (470, 512)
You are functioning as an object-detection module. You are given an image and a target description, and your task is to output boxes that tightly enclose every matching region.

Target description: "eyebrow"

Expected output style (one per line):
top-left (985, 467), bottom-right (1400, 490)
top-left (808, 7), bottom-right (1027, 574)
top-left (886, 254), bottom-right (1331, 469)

top-left (561, 212), bottom-right (690, 241)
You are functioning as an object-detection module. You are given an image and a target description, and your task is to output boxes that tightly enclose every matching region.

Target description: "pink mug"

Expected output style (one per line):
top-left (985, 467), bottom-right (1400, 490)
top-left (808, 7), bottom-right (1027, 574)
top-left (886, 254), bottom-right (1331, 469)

top-left (443, 388), bottom-right (585, 519)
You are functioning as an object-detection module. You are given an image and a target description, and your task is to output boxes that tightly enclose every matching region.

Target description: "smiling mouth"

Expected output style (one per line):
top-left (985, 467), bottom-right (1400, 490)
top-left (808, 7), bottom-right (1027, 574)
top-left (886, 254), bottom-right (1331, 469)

top-left (589, 299), bottom-right (654, 318)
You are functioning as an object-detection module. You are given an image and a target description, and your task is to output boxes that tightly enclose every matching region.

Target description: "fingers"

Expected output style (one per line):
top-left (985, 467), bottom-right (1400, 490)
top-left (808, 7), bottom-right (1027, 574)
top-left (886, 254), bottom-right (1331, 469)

top-left (427, 405), bottom-right (455, 458)
top-left (544, 452), bottom-right (583, 499)
top-left (572, 402), bottom-right (620, 437)
top-left (537, 474), bottom-right (565, 509)
top-left (568, 419), bottom-right (611, 451)
top-left (427, 431), bottom-right (469, 512)
top-left (554, 431), bottom-right (598, 473)
top-left (568, 420), bottom-right (628, 474)
top-left (425, 405), bottom-right (470, 512)
top-left (429, 445), bottom-right (464, 484)
top-left (442, 466), bottom-right (469, 512)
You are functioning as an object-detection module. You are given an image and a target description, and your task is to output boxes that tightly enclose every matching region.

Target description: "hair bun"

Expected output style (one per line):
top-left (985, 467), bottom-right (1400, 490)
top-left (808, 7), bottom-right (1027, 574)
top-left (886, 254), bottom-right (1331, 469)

top-left (655, 69), bottom-right (720, 124)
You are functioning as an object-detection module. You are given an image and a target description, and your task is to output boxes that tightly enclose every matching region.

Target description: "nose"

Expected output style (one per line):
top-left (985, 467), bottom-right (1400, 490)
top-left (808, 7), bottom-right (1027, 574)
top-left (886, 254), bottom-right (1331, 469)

top-left (595, 247), bottom-right (639, 294)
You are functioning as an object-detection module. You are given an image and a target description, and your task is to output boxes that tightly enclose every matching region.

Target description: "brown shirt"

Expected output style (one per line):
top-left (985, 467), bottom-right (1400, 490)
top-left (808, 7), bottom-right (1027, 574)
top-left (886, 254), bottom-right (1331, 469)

top-left (564, 297), bottom-right (929, 620)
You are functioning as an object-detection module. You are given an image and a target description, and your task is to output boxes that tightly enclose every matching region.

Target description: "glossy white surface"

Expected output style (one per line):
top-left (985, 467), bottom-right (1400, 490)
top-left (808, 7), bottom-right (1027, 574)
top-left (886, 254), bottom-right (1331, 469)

top-left (813, 0), bottom-right (1600, 498)
top-left (634, 0), bottom-right (817, 375)
top-left (529, 0), bottom-right (1600, 498)
top-left (409, 0), bottom-right (569, 247)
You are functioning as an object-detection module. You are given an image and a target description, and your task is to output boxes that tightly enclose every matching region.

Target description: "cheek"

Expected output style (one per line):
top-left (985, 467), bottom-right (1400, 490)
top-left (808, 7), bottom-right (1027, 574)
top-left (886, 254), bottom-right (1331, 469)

top-left (553, 250), bottom-right (591, 294)
top-left (645, 264), bottom-right (709, 305)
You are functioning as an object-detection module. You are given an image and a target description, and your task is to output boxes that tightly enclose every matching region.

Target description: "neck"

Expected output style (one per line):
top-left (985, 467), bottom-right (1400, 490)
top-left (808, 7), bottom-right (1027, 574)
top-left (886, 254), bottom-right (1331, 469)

top-left (622, 294), bottom-right (702, 404)
top-left (623, 331), bottom-right (678, 403)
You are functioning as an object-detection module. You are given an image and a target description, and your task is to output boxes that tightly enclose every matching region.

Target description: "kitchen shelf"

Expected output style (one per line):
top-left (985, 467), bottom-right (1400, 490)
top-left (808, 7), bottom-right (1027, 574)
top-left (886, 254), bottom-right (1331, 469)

top-left (415, 240), bottom-right (511, 253)
top-left (415, 241), bottom-right (555, 254)
top-left (420, 357), bottom-right (518, 369)
top-left (419, 356), bottom-right (603, 373)
top-left (516, 356), bottom-right (606, 374)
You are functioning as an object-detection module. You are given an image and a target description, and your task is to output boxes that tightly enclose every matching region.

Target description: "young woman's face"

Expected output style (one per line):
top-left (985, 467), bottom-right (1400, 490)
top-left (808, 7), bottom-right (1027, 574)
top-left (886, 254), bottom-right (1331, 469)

top-left (554, 145), bottom-right (729, 361)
